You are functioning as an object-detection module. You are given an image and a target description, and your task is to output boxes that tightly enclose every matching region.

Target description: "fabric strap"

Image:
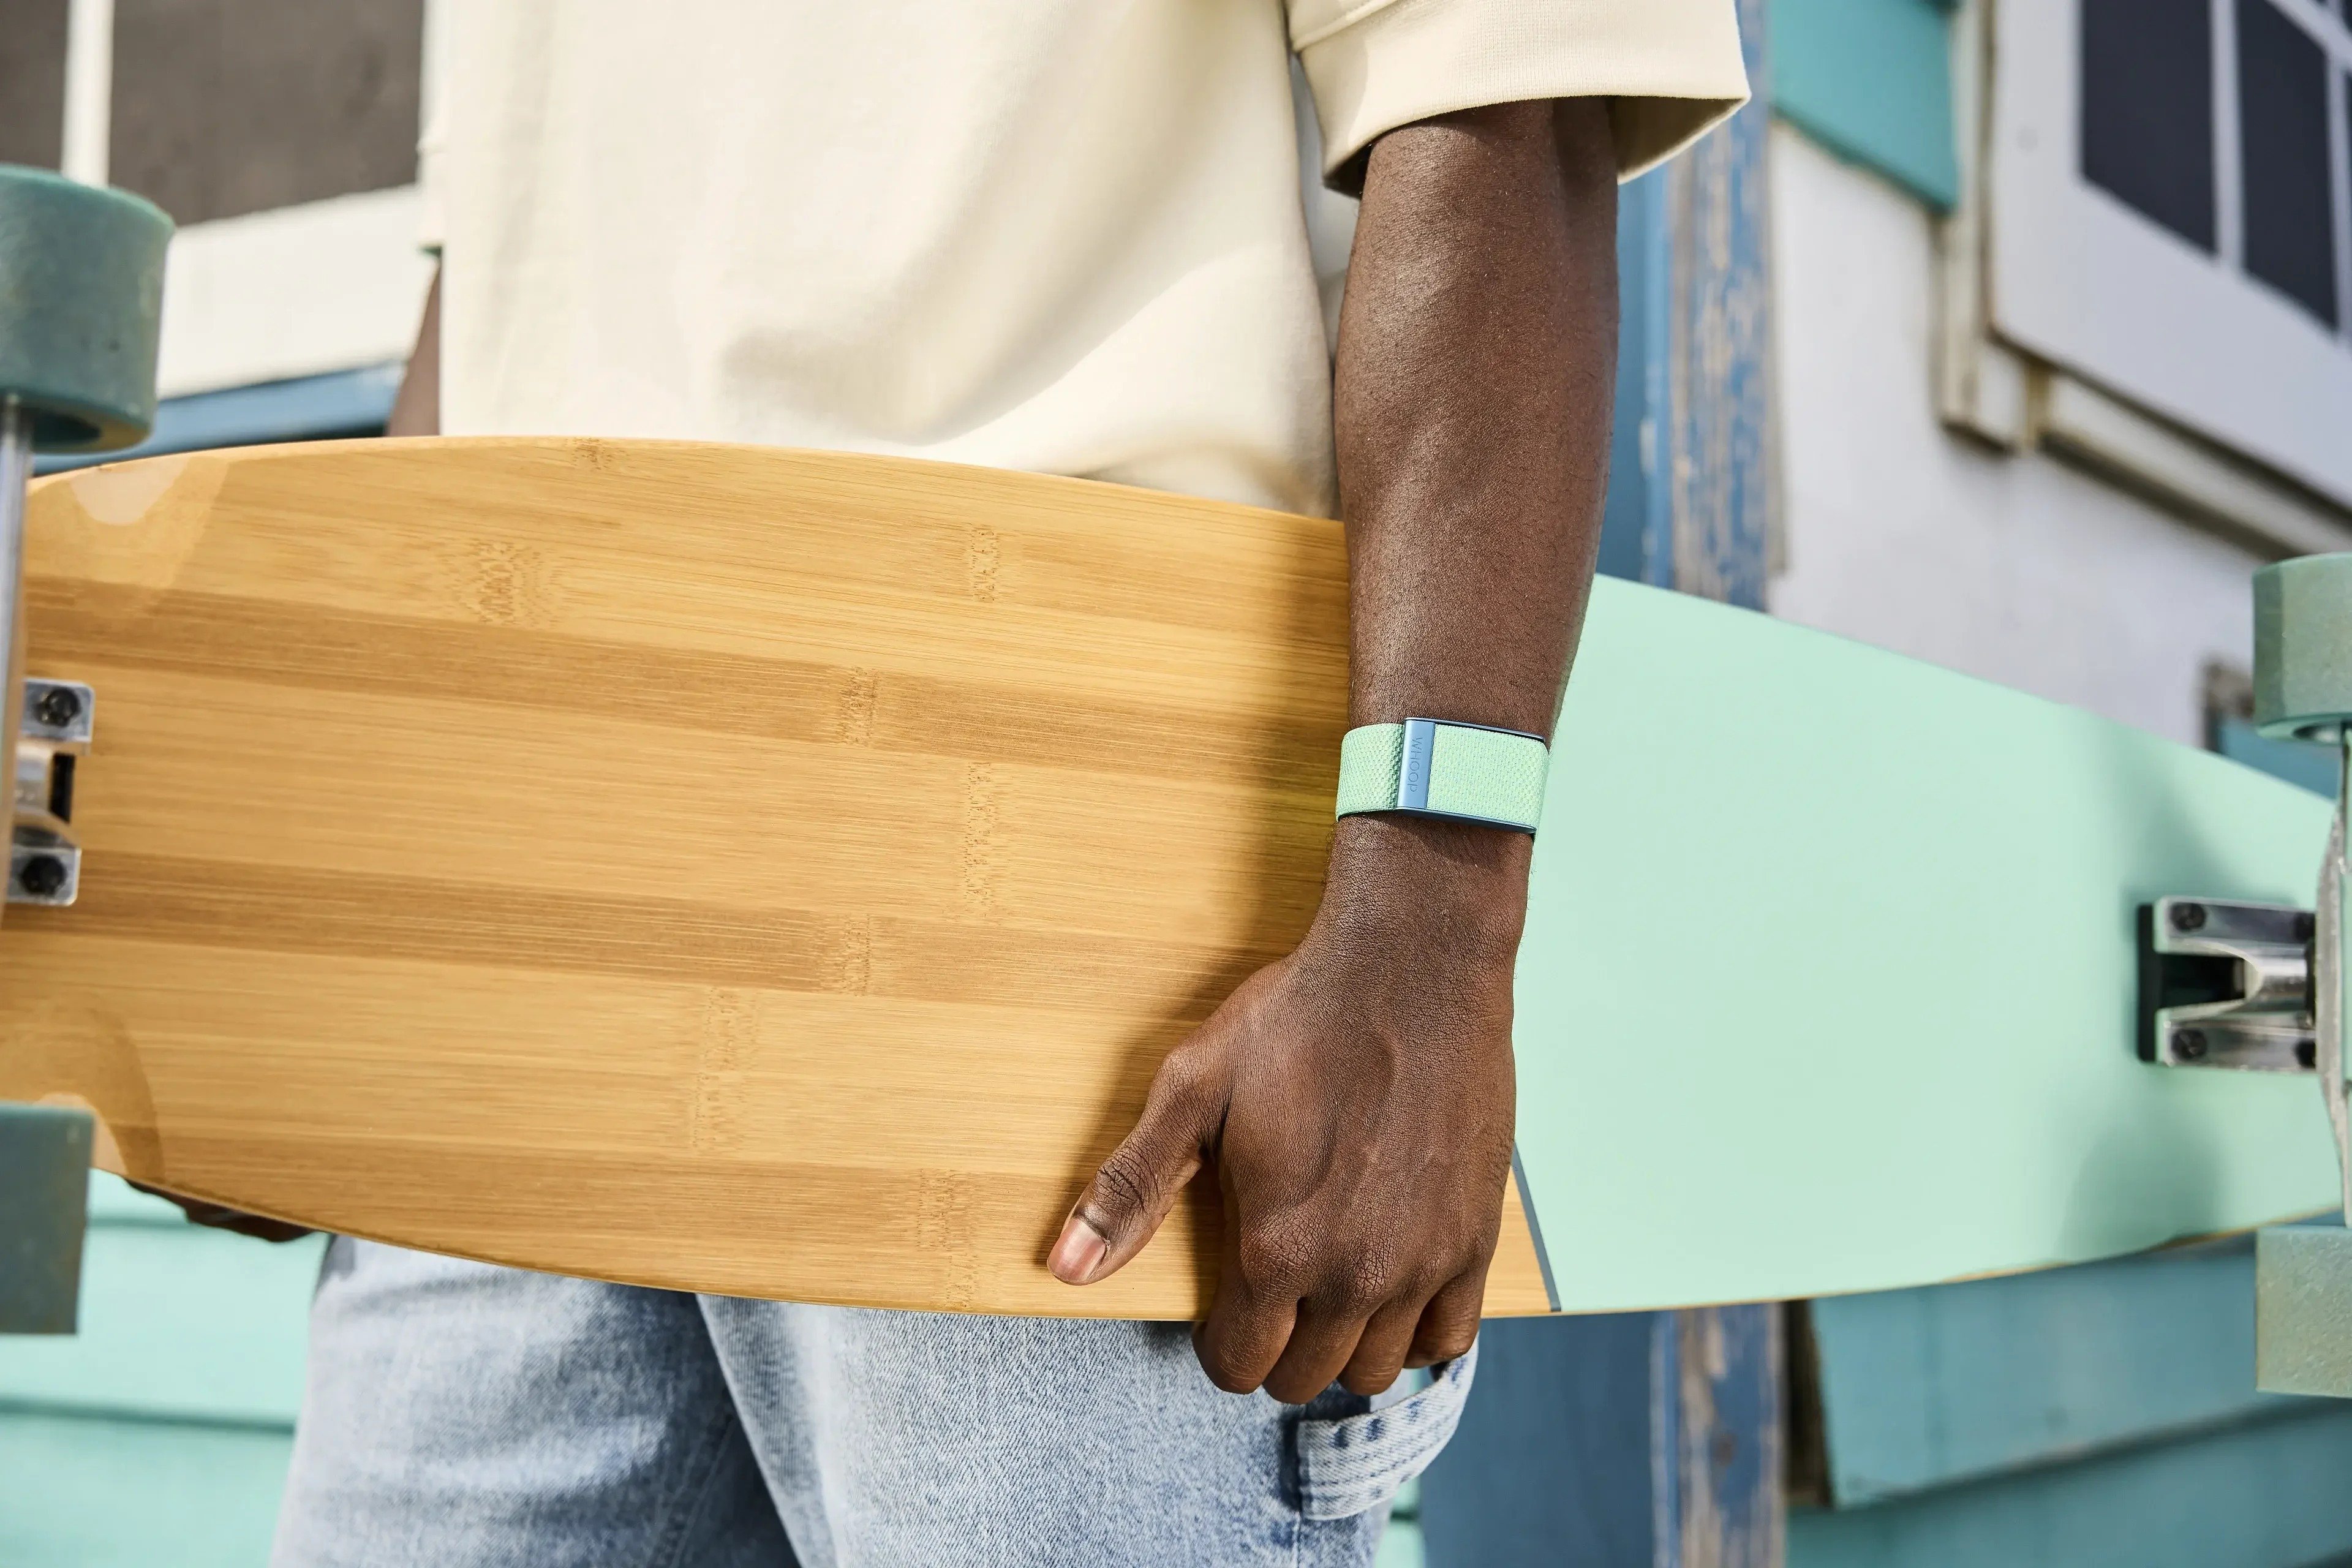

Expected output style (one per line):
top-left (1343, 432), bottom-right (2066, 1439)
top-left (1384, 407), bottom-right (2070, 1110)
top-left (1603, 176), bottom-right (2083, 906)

top-left (1334, 718), bottom-right (1548, 834)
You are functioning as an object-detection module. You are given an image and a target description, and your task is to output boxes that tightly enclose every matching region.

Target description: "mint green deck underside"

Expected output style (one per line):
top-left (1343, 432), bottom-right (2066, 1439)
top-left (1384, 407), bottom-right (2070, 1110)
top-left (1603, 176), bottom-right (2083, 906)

top-left (1513, 578), bottom-right (2339, 1313)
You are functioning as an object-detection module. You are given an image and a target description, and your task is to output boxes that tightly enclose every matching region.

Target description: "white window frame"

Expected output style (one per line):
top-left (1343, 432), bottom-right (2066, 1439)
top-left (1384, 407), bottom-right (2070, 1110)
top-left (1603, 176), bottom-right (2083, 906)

top-left (56, 0), bottom-right (436, 400)
top-left (1940, 0), bottom-right (2352, 554)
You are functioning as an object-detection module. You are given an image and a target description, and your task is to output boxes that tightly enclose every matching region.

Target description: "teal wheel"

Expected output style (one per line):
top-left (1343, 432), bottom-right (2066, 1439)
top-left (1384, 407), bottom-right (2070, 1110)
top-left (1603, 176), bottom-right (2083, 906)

top-left (0, 165), bottom-right (172, 454)
top-left (2255, 554), bottom-right (2352, 743)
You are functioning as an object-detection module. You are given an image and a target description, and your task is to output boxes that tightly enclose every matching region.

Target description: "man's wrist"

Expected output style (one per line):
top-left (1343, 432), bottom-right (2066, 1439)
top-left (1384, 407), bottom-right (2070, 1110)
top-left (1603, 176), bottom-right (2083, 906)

top-left (1321, 813), bottom-right (1532, 960)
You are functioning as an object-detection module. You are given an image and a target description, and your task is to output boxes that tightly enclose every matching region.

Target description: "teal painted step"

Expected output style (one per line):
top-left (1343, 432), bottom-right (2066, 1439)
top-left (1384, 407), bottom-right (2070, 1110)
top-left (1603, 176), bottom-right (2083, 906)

top-left (1809, 1236), bottom-right (2320, 1505)
top-left (0, 1180), bottom-right (322, 1425)
top-left (1770, 0), bottom-right (1959, 209)
top-left (2215, 715), bottom-right (2340, 799)
top-left (0, 1411), bottom-right (294, 1567)
top-left (1789, 1405), bottom-right (2352, 1567)
top-left (33, 363), bottom-right (401, 476)
top-left (85, 1169), bottom-right (203, 1224)
top-left (0, 1176), bottom-right (315, 1564)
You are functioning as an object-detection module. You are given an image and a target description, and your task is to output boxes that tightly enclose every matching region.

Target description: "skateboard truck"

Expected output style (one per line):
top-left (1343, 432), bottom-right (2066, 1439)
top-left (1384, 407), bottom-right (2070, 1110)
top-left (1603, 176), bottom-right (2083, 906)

top-left (2139, 896), bottom-right (2315, 1073)
top-left (12, 677), bottom-right (91, 907)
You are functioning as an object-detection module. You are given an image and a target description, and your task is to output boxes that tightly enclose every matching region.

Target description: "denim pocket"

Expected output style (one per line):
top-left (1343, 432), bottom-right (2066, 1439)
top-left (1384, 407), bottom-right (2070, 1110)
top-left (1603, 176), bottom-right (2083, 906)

top-left (1292, 1340), bottom-right (1478, 1521)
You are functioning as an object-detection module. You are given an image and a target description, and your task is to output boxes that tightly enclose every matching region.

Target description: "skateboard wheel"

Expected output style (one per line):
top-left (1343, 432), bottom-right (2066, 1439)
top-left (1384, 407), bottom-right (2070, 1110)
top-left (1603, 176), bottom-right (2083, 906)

top-left (2255, 554), bottom-right (2352, 742)
top-left (0, 165), bottom-right (171, 454)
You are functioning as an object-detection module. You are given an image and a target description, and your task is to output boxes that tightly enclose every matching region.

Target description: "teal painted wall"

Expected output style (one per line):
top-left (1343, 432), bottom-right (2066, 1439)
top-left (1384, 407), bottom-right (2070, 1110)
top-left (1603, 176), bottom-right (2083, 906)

top-left (1770, 0), bottom-right (1960, 210)
top-left (1791, 1407), bottom-right (2352, 1567)
top-left (0, 1177), bottom-right (320, 1566)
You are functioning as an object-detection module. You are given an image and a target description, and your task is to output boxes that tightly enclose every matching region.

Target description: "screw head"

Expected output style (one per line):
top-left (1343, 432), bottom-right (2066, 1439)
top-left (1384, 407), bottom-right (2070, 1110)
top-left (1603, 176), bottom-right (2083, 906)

top-left (17, 855), bottom-right (66, 897)
top-left (2170, 903), bottom-right (2207, 933)
top-left (31, 686), bottom-right (79, 729)
top-left (2173, 1028), bottom-right (2209, 1062)
top-left (2298, 1039), bottom-right (2318, 1069)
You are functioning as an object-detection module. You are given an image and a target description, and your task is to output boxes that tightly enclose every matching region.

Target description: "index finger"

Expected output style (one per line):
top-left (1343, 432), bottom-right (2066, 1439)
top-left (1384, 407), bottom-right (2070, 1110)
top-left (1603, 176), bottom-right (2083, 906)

top-left (1192, 1202), bottom-right (1300, 1395)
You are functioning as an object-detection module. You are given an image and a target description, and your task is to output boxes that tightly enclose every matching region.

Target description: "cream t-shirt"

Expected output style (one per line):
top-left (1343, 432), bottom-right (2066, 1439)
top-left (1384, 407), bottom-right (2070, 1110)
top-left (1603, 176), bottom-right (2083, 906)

top-left (424, 0), bottom-right (1746, 516)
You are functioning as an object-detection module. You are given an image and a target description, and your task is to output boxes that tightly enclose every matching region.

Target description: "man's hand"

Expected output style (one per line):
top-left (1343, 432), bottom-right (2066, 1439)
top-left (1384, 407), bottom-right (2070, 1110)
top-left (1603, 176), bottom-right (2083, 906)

top-left (1051, 816), bottom-right (1523, 1400)
top-left (1050, 97), bottom-right (1617, 1395)
top-left (129, 1185), bottom-right (315, 1243)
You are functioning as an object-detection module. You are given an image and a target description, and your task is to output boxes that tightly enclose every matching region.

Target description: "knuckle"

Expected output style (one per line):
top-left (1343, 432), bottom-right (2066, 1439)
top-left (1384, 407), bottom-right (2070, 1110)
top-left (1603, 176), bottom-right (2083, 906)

top-left (1235, 1228), bottom-right (1310, 1298)
top-left (1153, 1044), bottom-right (1217, 1101)
top-left (1329, 1259), bottom-right (1395, 1314)
top-left (1090, 1148), bottom-right (1161, 1229)
top-left (1200, 1344), bottom-right (1264, 1395)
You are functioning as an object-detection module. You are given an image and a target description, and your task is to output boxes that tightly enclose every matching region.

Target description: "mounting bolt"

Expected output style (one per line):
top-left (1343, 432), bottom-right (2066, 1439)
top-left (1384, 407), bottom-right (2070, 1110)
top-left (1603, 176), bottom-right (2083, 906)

top-left (2173, 1028), bottom-right (2209, 1063)
top-left (2170, 903), bottom-right (2207, 933)
top-left (31, 687), bottom-right (79, 729)
top-left (2298, 1039), bottom-right (2318, 1069)
top-left (17, 856), bottom-right (66, 898)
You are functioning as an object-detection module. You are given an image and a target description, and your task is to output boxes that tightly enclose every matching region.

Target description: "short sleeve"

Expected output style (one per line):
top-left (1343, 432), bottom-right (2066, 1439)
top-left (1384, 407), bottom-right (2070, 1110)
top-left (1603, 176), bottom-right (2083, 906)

top-left (1289, 0), bottom-right (1751, 190)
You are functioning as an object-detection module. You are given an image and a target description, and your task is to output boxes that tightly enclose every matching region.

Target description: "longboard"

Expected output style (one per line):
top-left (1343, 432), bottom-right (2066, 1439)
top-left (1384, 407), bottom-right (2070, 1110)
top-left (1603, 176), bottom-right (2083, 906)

top-left (0, 438), bottom-right (2339, 1318)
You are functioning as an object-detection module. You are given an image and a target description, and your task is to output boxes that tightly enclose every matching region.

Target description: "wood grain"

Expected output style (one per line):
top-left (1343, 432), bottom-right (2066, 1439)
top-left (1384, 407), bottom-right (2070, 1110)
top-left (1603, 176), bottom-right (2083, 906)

top-left (1, 438), bottom-right (1556, 1317)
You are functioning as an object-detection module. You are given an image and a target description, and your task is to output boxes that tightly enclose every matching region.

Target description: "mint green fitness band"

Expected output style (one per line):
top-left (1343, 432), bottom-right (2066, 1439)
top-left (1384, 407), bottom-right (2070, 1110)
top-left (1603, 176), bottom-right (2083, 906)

top-left (1334, 718), bottom-right (1550, 834)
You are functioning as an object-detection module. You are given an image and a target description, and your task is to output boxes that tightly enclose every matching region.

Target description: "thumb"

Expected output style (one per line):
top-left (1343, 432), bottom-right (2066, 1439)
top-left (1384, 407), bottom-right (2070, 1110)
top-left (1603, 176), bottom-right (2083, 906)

top-left (1049, 1053), bottom-right (1225, 1286)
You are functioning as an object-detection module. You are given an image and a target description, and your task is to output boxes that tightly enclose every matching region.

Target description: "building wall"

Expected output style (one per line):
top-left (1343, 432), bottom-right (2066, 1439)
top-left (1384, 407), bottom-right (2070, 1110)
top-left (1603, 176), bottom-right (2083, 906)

top-left (1765, 122), bottom-right (2266, 745)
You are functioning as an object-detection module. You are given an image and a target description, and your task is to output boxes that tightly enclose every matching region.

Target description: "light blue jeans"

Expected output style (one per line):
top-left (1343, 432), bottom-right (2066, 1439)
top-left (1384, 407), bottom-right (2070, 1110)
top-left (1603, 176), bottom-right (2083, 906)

top-left (270, 1239), bottom-right (1476, 1567)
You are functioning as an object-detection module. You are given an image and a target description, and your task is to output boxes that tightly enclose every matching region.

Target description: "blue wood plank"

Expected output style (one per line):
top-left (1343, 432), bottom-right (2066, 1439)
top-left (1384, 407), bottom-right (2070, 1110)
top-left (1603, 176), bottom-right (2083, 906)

top-left (1420, 1314), bottom-right (1660, 1566)
top-left (1811, 1237), bottom-right (2322, 1505)
top-left (32, 363), bottom-right (401, 475)
top-left (0, 1221), bottom-right (322, 1425)
top-left (1599, 169), bottom-right (1674, 587)
top-left (1770, 0), bottom-right (1961, 211)
top-left (0, 1411), bottom-right (294, 1567)
top-left (1662, 1305), bottom-right (1785, 1568)
top-left (1662, 0), bottom-right (1774, 610)
top-left (1789, 1406), bottom-right (2352, 1568)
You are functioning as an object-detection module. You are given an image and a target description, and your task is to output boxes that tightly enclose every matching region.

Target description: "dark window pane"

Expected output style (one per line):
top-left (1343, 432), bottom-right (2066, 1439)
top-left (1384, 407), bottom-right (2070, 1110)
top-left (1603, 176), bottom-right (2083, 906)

top-left (0, 0), bottom-right (69, 170)
top-left (2082, 0), bottom-right (2217, 252)
top-left (110, 0), bottom-right (424, 225)
top-left (2237, 0), bottom-right (2338, 327)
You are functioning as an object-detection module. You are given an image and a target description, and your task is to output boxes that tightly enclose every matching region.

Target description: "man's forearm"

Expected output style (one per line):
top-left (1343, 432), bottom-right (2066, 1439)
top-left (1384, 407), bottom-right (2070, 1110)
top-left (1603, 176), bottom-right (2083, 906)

top-left (1329, 99), bottom-right (1616, 907)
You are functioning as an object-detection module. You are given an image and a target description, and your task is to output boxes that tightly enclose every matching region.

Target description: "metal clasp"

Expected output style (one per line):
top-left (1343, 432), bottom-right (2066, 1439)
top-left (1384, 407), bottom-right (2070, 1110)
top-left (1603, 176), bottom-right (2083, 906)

top-left (2139, 897), bottom-right (2315, 1071)
top-left (10, 679), bottom-right (91, 907)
